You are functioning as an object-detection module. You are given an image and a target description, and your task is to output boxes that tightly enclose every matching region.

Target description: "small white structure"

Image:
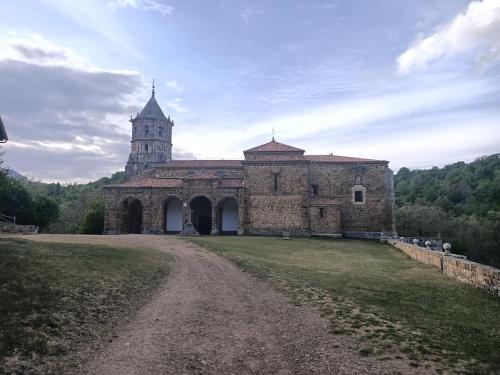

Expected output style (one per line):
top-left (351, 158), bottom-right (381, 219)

top-left (221, 198), bottom-right (239, 233)
top-left (166, 198), bottom-right (183, 232)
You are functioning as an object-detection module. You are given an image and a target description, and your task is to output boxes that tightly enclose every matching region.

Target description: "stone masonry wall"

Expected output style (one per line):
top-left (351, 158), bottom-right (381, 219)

top-left (103, 182), bottom-right (242, 235)
top-left (388, 239), bottom-right (500, 296)
top-left (105, 156), bottom-right (395, 237)
top-left (0, 223), bottom-right (38, 234)
top-left (309, 205), bottom-right (341, 234)
top-left (309, 162), bottom-right (394, 236)
top-left (152, 166), bottom-right (243, 179)
top-left (243, 161), bottom-right (309, 234)
top-left (247, 195), bottom-right (308, 233)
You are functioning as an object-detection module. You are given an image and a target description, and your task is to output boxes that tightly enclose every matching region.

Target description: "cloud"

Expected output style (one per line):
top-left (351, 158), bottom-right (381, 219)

top-left (0, 34), bottom-right (149, 182)
top-left (397, 0), bottom-right (500, 73)
top-left (173, 79), bottom-right (498, 163)
top-left (219, 2), bottom-right (263, 23)
top-left (41, 0), bottom-right (141, 59)
top-left (108, 0), bottom-right (173, 16)
top-left (166, 80), bottom-right (178, 88)
top-left (166, 98), bottom-right (189, 114)
top-left (0, 34), bottom-right (91, 71)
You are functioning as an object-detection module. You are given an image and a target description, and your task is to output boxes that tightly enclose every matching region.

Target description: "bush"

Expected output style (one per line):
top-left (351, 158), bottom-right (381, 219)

top-left (80, 199), bottom-right (104, 234)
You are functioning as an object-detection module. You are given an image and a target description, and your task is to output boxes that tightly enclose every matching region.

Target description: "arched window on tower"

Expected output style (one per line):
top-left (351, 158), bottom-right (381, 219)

top-left (145, 125), bottom-right (149, 136)
top-left (145, 143), bottom-right (149, 152)
top-left (159, 126), bottom-right (163, 136)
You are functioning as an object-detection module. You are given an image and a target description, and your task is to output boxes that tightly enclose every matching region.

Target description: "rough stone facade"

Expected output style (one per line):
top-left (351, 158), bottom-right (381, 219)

top-left (125, 85), bottom-right (174, 179)
top-left (104, 92), bottom-right (396, 238)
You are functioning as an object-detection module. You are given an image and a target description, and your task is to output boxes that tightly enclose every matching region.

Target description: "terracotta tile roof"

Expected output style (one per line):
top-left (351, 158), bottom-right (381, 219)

top-left (242, 156), bottom-right (308, 162)
top-left (305, 155), bottom-right (386, 163)
top-left (308, 197), bottom-right (337, 206)
top-left (166, 160), bottom-right (243, 168)
top-left (244, 139), bottom-right (305, 153)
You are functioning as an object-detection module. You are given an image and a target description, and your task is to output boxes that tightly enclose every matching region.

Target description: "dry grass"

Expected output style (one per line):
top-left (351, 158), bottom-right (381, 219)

top-left (0, 238), bottom-right (171, 374)
top-left (189, 236), bottom-right (500, 374)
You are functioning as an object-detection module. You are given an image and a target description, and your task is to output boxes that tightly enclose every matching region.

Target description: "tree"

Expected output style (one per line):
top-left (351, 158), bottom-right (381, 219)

top-left (33, 195), bottom-right (59, 230)
top-left (80, 199), bottom-right (104, 234)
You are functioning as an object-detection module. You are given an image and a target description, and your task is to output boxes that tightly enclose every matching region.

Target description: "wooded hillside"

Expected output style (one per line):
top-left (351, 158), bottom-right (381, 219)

top-left (394, 154), bottom-right (500, 267)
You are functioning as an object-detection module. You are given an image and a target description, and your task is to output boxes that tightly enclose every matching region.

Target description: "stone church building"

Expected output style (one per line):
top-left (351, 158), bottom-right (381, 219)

top-left (103, 87), bottom-right (395, 237)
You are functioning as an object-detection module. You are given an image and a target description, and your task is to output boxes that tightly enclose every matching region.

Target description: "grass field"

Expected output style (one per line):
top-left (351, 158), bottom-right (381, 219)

top-left (0, 238), bottom-right (171, 374)
top-left (189, 236), bottom-right (500, 374)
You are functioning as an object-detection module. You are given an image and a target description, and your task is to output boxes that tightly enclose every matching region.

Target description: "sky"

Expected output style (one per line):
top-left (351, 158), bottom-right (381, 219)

top-left (0, 0), bottom-right (499, 183)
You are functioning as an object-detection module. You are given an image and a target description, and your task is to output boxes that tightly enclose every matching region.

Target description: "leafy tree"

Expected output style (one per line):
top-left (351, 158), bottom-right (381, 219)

top-left (0, 153), bottom-right (59, 229)
top-left (33, 195), bottom-right (59, 230)
top-left (395, 154), bottom-right (500, 267)
top-left (80, 199), bottom-right (104, 234)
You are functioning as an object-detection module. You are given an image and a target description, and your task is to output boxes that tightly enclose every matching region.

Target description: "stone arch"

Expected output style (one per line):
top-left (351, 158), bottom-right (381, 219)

top-left (121, 197), bottom-right (143, 234)
top-left (190, 196), bottom-right (212, 235)
top-left (219, 197), bottom-right (239, 234)
top-left (164, 196), bottom-right (183, 233)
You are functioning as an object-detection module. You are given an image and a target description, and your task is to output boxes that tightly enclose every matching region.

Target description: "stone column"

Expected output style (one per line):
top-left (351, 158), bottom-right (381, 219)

top-left (180, 200), bottom-right (197, 235)
top-left (141, 192), bottom-right (151, 234)
top-left (238, 189), bottom-right (245, 235)
top-left (211, 202), bottom-right (219, 235)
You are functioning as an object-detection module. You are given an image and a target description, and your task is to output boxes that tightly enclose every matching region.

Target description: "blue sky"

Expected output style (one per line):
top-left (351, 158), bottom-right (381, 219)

top-left (0, 0), bottom-right (499, 182)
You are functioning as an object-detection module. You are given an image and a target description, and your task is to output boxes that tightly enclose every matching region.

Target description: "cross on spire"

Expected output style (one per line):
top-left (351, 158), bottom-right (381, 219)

top-left (152, 79), bottom-right (155, 97)
top-left (272, 128), bottom-right (275, 141)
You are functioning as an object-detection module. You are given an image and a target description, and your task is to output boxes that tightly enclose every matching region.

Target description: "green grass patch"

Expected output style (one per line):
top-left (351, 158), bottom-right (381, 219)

top-left (0, 238), bottom-right (171, 374)
top-left (189, 236), bottom-right (500, 374)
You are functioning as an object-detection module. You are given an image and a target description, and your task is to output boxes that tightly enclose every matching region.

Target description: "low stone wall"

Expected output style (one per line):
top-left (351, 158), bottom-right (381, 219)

top-left (388, 239), bottom-right (500, 297)
top-left (0, 223), bottom-right (38, 235)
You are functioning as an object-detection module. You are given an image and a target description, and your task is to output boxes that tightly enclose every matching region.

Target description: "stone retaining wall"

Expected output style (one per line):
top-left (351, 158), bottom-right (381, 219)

top-left (0, 223), bottom-right (38, 234)
top-left (388, 239), bottom-right (500, 296)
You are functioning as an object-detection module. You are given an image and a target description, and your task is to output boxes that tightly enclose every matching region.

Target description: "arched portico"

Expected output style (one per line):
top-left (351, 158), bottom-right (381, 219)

top-left (219, 197), bottom-right (239, 234)
top-left (164, 197), bottom-right (183, 233)
top-left (121, 197), bottom-right (143, 234)
top-left (190, 196), bottom-right (212, 235)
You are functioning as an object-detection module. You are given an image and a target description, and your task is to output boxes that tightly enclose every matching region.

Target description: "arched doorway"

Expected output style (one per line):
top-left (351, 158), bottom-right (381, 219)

top-left (164, 197), bottom-right (183, 233)
top-left (121, 197), bottom-right (143, 234)
top-left (220, 198), bottom-right (239, 234)
top-left (190, 196), bottom-right (212, 235)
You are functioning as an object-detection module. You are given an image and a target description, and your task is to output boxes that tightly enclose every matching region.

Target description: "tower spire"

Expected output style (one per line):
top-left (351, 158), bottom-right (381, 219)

top-left (152, 79), bottom-right (155, 97)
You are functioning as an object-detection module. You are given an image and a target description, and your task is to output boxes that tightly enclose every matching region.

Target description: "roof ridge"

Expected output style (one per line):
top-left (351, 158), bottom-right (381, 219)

top-left (244, 139), bottom-right (305, 153)
top-left (305, 155), bottom-right (386, 162)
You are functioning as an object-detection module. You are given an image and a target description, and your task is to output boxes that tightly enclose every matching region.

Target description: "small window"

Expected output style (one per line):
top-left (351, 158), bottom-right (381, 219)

top-left (319, 207), bottom-right (325, 218)
top-left (145, 125), bottom-right (149, 135)
top-left (273, 173), bottom-right (279, 192)
top-left (354, 190), bottom-right (364, 203)
top-left (159, 127), bottom-right (163, 136)
top-left (311, 184), bottom-right (319, 196)
top-left (145, 143), bottom-right (149, 152)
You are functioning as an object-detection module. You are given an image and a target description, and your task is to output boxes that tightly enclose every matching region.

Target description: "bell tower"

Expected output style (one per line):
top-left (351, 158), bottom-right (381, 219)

top-left (125, 82), bottom-right (173, 179)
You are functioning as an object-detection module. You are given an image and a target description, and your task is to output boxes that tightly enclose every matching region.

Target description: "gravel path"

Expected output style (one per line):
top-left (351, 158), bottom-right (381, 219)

top-left (22, 234), bottom-right (425, 375)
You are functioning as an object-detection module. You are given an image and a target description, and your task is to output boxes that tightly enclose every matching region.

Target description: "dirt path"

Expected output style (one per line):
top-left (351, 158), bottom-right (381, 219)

top-left (21, 234), bottom-right (424, 375)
